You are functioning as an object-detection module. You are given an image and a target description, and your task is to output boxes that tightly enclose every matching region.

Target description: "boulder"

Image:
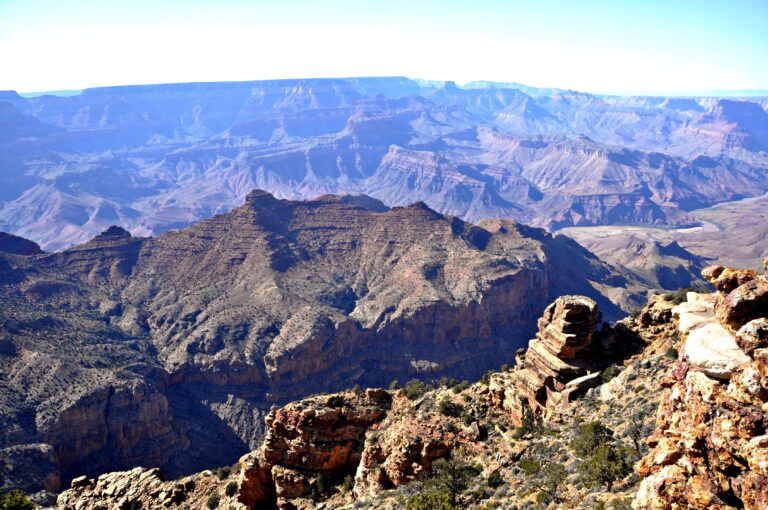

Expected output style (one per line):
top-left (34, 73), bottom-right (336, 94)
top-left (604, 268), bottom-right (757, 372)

top-left (737, 318), bottom-right (768, 355)
top-left (716, 275), bottom-right (768, 329)
top-left (683, 321), bottom-right (751, 379)
top-left (710, 268), bottom-right (759, 293)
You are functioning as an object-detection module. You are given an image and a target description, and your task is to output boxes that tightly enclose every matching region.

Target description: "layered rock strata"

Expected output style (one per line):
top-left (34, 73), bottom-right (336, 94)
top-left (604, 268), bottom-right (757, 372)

top-left (490, 295), bottom-right (618, 425)
top-left (634, 265), bottom-right (768, 509)
top-left (1, 191), bottom-right (641, 494)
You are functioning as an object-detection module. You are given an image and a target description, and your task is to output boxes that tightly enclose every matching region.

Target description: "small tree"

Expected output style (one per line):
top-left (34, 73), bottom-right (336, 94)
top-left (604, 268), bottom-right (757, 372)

top-left (403, 379), bottom-right (427, 400)
top-left (578, 444), bottom-right (634, 491)
top-left (517, 458), bottom-right (567, 504)
top-left (512, 402), bottom-right (539, 439)
top-left (487, 470), bottom-right (503, 488)
top-left (570, 421), bottom-right (614, 457)
top-left (405, 456), bottom-right (479, 509)
top-left (571, 421), bottom-right (634, 491)
top-left (625, 412), bottom-right (645, 454)
top-left (438, 397), bottom-right (462, 417)
top-left (430, 457), bottom-right (480, 508)
top-left (225, 481), bottom-right (238, 497)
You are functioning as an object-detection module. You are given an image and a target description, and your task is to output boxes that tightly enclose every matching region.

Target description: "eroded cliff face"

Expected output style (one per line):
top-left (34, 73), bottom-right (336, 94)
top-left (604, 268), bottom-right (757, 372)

top-left (55, 291), bottom-right (674, 510)
top-left (634, 262), bottom-right (768, 510)
top-left (1, 191), bottom-right (643, 495)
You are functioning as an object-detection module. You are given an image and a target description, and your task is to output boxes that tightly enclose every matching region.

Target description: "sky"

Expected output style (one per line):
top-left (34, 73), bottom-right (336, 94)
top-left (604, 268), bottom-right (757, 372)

top-left (1, 0), bottom-right (767, 95)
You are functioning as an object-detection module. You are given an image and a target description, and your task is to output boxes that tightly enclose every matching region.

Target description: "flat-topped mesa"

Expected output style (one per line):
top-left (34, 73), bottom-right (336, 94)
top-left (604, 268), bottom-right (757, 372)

top-left (634, 264), bottom-right (768, 510)
top-left (491, 295), bottom-right (603, 425)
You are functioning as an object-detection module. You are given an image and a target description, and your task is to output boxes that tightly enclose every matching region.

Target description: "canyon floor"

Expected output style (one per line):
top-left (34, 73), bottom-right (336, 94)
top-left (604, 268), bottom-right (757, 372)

top-left (562, 193), bottom-right (768, 271)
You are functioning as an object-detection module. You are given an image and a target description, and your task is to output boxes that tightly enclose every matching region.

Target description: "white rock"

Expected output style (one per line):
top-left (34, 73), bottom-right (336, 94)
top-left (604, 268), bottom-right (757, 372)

top-left (677, 313), bottom-right (712, 333)
top-left (671, 301), bottom-right (710, 317)
top-left (683, 322), bottom-right (751, 379)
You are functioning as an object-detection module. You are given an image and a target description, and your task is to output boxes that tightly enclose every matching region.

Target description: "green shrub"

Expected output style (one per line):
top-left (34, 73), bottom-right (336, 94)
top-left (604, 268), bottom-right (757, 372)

top-left (0, 490), bottom-right (35, 510)
top-left (214, 466), bottom-right (231, 480)
top-left (403, 379), bottom-right (427, 400)
top-left (487, 471), bottom-right (504, 488)
top-left (601, 365), bottom-right (622, 383)
top-left (571, 421), bottom-right (634, 490)
top-left (570, 421), bottom-right (615, 457)
top-left (389, 379), bottom-right (401, 390)
top-left (438, 397), bottom-right (462, 417)
top-left (405, 489), bottom-right (452, 510)
top-left (225, 481), bottom-right (238, 497)
top-left (578, 443), bottom-right (634, 490)
top-left (207, 493), bottom-right (220, 510)
top-left (451, 380), bottom-right (469, 394)
top-left (664, 347), bottom-right (678, 359)
top-left (518, 458), bottom-right (540, 476)
top-left (342, 474), bottom-right (355, 492)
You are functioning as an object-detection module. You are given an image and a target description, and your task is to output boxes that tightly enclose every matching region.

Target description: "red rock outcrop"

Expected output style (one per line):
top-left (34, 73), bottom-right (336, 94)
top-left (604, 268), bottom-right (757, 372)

top-left (634, 265), bottom-right (768, 510)
top-left (489, 296), bottom-right (605, 425)
top-left (234, 389), bottom-right (392, 509)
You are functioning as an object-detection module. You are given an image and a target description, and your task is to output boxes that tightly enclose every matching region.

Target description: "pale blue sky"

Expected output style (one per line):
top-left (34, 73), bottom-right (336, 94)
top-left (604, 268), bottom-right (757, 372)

top-left (1, 0), bottom-right (766, 94)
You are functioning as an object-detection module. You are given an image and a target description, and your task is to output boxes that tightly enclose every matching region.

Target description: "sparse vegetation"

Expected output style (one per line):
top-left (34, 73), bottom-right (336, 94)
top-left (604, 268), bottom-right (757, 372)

top-left (403, 379), bottom-right (428, 400)
top-left (571, 421), bottom-right (635, 491)
top-left (487, 471), bottom-right (503, 489)
top-left (0, 490), bottom-right (35, 510)
top-left (438, 397), bottom-right (463, 417)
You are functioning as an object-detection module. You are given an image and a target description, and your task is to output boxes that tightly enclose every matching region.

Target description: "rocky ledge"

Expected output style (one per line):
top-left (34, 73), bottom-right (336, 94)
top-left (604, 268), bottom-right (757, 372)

top-left (634, 261), bottom-right (768, 509)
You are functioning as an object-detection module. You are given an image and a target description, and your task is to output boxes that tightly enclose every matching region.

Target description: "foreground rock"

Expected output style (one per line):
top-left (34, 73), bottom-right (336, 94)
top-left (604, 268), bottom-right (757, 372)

top-left (634, 265), bottom-right (768, 509)
top-left (57, 293), bottom-right (679, 509)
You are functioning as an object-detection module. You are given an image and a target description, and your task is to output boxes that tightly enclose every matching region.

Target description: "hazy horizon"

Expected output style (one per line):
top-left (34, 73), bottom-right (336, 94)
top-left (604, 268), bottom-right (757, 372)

top-left (10, 76), bottom-right (768, 99)
top-left (2, 0), bottom-right (767, 95)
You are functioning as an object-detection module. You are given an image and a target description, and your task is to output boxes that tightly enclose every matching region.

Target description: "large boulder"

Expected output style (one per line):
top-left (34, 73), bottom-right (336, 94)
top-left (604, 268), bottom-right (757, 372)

top-left (682, 321), bottom-right (751, 379)
top-left (716, 275), bottom-right (768, 330)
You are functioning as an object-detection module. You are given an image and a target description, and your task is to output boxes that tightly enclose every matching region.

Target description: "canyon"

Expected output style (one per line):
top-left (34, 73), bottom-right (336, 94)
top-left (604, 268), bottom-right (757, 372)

top-left (53, 260), bottom-right (768, 510)
top-left (1, 78), bottom-right (767, 252)
top-left (0, 190), bottom-right (644, 495)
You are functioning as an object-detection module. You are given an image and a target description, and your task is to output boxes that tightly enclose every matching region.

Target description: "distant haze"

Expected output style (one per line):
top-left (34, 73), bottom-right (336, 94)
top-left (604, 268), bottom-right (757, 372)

top-left (1, 0), bottom-right (767, 95)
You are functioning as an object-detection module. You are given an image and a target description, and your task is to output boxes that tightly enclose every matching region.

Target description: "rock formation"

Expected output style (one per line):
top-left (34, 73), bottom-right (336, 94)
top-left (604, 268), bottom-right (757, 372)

top-left (55, 292), bottom-right (675, 509)
top-left (2, 79), bottom-right (768, 251)
top-left (1, 192), bottom-right (644, 495)
top-left (634, 265), bottom-right (768, 509)
top-left (489, 295), bottom-right (637, 425)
